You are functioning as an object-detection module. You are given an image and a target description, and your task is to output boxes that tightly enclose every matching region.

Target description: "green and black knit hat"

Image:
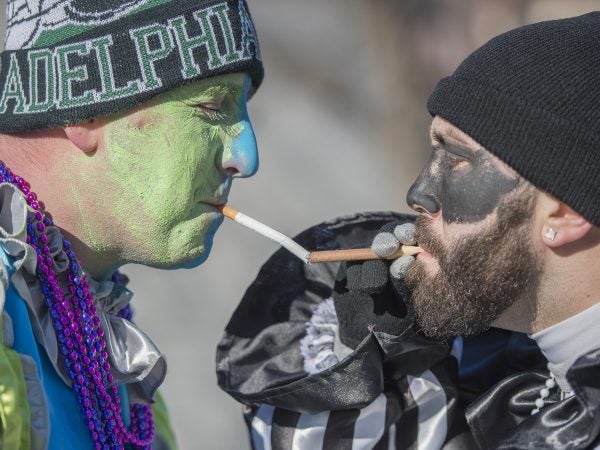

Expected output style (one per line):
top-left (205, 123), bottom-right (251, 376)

top-left (428, 12), bottom-right (600, 227)
top-left (0, 0), bottom-right (263, 132)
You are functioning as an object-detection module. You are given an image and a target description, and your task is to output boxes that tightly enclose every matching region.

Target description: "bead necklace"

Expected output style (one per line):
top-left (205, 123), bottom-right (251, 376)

top-left (0, 162), bottom-right (154, 449)
top-left (530, 364), bottom-right (559, 415)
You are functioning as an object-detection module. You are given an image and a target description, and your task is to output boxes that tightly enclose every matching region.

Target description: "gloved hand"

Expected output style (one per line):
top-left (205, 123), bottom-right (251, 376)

top-left (369, 221), bottom-right (417, 289)
top-left (333, 220), bottom-right (417, 349)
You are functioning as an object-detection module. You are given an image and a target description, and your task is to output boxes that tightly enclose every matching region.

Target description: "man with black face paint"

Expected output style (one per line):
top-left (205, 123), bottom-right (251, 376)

top-left (404, 119), bottom-right (542, 340)
top-left (218, 12), bottom-right (600, 449)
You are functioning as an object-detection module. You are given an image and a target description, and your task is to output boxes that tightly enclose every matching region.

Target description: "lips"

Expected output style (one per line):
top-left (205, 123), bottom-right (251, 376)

top-left (196, 178), bottom-right (232, 208)
top-left (201, 199), bottom-right (227, 207)
top-left (416, 247), bottom-right (432, 258)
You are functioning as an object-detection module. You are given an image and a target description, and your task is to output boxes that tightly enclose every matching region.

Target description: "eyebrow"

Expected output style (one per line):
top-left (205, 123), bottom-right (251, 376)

top-left (432, 126), bottom-right (477, 151)
top-left (431, 129), bottom-right (446, 145)
top-left (187, 83), bottom-right (243, 102)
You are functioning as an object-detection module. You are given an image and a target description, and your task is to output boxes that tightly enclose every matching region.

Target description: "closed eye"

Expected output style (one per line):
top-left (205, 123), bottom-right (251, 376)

top-left (195, 103), bottom-right (227, 120)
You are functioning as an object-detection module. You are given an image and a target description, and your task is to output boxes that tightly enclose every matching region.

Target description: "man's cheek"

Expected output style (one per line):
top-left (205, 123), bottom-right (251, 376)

top-left (441, 161), bottom-right (519, 224)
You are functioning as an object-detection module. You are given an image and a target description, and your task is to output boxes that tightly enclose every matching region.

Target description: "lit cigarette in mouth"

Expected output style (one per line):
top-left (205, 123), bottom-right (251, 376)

top-left (219, 205), bottom-right (311, 262)
top-left (218, 205), bottom-right (422, 264)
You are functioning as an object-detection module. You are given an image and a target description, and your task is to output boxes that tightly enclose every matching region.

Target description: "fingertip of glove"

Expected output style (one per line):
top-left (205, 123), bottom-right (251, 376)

top-left (394, 223), bottom-right (416, 245)
top-left (390, 255), bottom-right (415, 279)
top-left (372, 232), bottom-right (400, 257)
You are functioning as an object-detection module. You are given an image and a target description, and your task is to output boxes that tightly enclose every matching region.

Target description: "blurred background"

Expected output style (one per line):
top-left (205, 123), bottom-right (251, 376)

top-left (2, 1), bottom-right (600, 448)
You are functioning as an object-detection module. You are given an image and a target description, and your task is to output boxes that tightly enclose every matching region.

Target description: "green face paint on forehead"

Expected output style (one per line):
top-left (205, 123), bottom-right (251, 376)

top-left (67, 72), bottom-right (258, 268)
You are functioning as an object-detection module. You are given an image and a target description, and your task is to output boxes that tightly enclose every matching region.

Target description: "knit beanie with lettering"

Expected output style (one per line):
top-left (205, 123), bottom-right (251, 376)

top-left (0, 0), bottom-right (263, 132)
top-left (427, 12), bottom-right (600, 227)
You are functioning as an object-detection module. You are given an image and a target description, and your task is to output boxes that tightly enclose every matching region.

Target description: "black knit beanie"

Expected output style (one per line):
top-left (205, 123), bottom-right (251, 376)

top-left (427, 12), bottom-right (600, 227)
top-left (0, 0), bottom-right (263, 132)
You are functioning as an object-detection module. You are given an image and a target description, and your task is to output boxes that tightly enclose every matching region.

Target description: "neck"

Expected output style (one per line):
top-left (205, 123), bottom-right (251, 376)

top-left (0, 132), bottom-right (122, 280)
top-left (494, 227), bottom-right (600, 334)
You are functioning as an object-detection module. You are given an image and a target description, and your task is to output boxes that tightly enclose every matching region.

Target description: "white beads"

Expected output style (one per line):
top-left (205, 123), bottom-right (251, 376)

top-left (531, 369), bottom-right (559, 415)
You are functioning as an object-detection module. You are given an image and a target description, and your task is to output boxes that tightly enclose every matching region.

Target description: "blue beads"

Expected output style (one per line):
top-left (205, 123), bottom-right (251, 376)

top-left (70, 262), bottom-right (79, 274)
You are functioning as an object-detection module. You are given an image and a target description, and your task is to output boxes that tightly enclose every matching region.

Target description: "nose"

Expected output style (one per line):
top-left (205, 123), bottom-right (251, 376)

top-left (406, 171), bottom-right (441, 215)
top-left (222, 112), bottom-right (259, 178)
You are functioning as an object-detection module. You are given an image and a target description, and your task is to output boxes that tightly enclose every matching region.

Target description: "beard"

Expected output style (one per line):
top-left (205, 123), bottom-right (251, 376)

top-left (405, 192), bottom-right (542, 339)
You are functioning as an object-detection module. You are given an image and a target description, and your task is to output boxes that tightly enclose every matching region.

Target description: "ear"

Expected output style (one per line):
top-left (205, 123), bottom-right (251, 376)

top-left (64, 120), bottom-right (100, 153)
top-left (542, 202), bottom-right (593, 248)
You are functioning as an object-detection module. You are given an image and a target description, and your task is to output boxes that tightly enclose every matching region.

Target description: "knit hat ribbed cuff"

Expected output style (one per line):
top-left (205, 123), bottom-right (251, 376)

top-left (428, 76), bottom-right (600, 227)
top-left (0, 0), bottom-right (263, 132)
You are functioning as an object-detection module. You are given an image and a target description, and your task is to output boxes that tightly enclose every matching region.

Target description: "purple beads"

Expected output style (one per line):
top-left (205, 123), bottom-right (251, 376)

top-left (1, 162), bottom-right (155, 449)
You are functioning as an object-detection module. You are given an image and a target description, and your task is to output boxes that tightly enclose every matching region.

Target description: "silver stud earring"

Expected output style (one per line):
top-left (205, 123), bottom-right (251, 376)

top-left (544, 227), bottom-right (557, 241)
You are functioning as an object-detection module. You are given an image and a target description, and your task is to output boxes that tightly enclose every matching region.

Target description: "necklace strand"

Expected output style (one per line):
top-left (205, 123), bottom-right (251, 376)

top-left (0, 162), bottom-right (154, 449)
top-left (531, 364), bottom-right (559, 415)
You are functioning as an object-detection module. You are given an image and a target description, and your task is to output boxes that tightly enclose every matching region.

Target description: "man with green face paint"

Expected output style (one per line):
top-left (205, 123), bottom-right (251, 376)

top-left (0, 0), bottom-right (262, 448)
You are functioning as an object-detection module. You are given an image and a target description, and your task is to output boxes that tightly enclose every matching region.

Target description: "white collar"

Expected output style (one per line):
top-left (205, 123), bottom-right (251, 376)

top-left (530, 302), bottom-right (600, 392)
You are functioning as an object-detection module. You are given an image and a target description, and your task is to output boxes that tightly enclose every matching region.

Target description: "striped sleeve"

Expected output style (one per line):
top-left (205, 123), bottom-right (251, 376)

top-left (244, 366), bottom-right (465, 450)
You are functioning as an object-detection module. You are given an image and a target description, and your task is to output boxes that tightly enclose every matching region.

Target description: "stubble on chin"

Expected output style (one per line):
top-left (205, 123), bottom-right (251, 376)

top-left (405, 193), bottom-right (542, 340)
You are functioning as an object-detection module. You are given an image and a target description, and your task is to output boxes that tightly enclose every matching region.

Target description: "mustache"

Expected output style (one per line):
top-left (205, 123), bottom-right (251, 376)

top-left (413, 216), bottom-right (446, 259)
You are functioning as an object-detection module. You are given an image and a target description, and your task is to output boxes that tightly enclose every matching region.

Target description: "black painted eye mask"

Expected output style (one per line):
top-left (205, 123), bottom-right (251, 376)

top-left (408, 143), bottom-right (519, 224)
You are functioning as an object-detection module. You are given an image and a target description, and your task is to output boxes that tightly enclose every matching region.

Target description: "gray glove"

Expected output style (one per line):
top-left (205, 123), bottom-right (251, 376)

top-left (371, 221), bottom-right (417, 281)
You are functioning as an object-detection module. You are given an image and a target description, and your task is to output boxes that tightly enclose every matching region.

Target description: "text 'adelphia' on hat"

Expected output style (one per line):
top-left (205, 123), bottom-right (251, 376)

top-left (0, 0), bottom-right (263, 132)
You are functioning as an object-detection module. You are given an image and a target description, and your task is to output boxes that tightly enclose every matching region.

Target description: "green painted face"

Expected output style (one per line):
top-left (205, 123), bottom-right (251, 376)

top-left (68, 73), bottom-right (258, 269)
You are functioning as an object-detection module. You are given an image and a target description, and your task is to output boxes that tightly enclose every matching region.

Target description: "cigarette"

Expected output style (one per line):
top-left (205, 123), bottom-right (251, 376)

top-left (219, 205), bottom-right (423, 264)
top-left (219, 205), bottom-right (311, 263)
